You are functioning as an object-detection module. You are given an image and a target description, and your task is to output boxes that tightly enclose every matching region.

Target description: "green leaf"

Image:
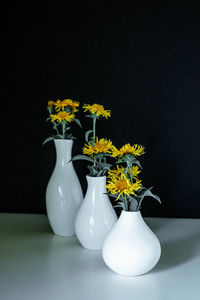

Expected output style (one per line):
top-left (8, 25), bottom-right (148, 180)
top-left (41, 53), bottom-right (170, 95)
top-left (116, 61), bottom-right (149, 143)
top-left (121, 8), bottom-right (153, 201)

top-left (133, 159), bottom-right (142, 169)
top-left (137, 187), bottom-right (161, 209)
top-left (85, 114), bottom-right (93, 118)
top-left (87, 165), bottom-right (99, 176)
top-left (96, 162), bottom-right (112, 169)
top-left (109, 193), bottom-right (124, 201)
top-left (96, 170), bottom-right (105, 177)
top-left (85, 129), bottom-right (93, 142)
top-left (42, 136), bottom-right (54, 145)
top-left (71, 154), bottom-right (94, 163)
top-left (114, 201), bottom-right (126, 210)
top-left (128, 195), bottom-right (139, 211)
top-left (73, 118), bottom-right (82, 128)
top-left (56, 134), bottom-right (64, 139)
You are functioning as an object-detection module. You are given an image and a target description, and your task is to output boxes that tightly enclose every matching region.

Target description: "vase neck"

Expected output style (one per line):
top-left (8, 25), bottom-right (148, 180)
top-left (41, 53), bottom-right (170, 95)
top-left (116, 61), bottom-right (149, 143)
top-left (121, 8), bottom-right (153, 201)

top-left (54, 139), bottom-right (73, 166)
top-left (86, 176), bottom-right (107, 193)
top-left (119, 210), bottom-right (144, 227)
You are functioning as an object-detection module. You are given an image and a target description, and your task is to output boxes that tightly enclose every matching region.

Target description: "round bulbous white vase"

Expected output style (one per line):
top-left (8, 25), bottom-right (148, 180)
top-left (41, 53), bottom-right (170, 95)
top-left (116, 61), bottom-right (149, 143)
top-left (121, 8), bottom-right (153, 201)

top-left (75, 176), bottom-right (117, 250)
top-left (102, 210), bottom-right (161, 276)
top-left (46, 139), bottom-right (83, 237)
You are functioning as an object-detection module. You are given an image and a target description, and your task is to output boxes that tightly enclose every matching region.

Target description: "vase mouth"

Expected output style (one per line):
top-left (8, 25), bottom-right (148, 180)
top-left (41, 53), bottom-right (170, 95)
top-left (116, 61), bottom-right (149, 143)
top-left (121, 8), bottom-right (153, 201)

top-left (54, 138), bottom-right (73, 142)
top-left (121, 210), bottom-right (141, 214)
top-left (86, 175), bottom-right (106, 179)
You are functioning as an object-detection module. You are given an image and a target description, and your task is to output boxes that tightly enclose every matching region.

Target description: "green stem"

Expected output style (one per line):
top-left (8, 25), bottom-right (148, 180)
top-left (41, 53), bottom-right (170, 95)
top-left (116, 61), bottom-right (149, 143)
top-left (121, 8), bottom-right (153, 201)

top-left (53, 122), bottom-right (60, 136)
top-left (129, 167), bottom-right (133, 184)
top-left (123, 195), bottom-right (129, 211)
top-left (93, 154), bottom-right (97, 168)
top-left (98, 155), bottom-right (102, 171)
top-left (126, 160), bottom-right (133, 184)
top-left (62, 122), bottom-right (66, 139)
top-left (93, 116), bottom-right (96, 143)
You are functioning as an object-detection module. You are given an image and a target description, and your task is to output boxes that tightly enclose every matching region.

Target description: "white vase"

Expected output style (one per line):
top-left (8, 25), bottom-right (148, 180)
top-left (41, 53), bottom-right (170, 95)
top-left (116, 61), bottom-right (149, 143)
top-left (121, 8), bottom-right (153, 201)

top-left (75, 176), bottom-right (117, 250)
top-left (46, 139), bottom-right (83, 237)
top-left (102, 210), bottom-right (161, 276)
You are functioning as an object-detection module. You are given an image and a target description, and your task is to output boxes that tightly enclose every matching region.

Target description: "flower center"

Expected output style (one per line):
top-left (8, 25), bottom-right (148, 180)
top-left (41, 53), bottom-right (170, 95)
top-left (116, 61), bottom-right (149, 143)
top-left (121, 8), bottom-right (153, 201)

top-left (58, 111), bottom-right (68, 118)
top-left (116, 179), bottom-right (129, 191)
top-left (93, 104), bottom-right (103, 112)
top-left (94, 142), bottom-right (105, 152)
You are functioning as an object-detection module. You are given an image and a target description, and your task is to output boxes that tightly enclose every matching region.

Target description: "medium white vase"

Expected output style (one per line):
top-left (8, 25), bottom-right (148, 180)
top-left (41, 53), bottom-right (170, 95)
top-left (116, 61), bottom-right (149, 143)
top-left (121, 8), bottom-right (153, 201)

top-left (102, 210), bottom-right (161, 276)
top-left (46, 139), bottom-right (83, 237)
top-left (75, 176), bottom-right (117, 250)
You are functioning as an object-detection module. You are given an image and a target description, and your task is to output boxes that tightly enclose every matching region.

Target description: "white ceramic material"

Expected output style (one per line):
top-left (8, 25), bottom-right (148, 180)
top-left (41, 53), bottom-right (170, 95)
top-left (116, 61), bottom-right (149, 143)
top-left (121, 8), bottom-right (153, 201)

top-left (46, 139), bottom-right (83, 237)
top-left (102, 210), bottom-right (161, 276)
top-left (75, 176), bottom-right (117, 250)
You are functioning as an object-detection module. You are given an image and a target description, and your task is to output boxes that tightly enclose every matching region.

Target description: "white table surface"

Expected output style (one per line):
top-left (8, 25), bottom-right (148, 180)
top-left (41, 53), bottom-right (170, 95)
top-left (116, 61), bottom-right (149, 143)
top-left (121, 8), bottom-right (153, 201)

top-left (0, 213), bottom-right (200, 300)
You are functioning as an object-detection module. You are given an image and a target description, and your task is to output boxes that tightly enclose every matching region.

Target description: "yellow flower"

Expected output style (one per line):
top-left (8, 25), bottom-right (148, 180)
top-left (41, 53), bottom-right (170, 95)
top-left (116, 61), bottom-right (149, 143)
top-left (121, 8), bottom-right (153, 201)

top-left (54, 99), bottom-right (79, 112)
top-left (108, 165), bottom-right (141, 179)
top-left (62, 99), bottom-right (79, 112)
top-left (108, 165), bottom-right (125, 179)
top-left (83, 103), bottom-right (111, 118)
top-left (106, 173), bottom-right (142, 200)
top-left (47, 100), bottom-right (55, 108)
top-left (111, 143), bottom-right (145, 157)
top-left (50, 111), bottom-right (75, 123)
top-left (54, 99), bottom-right (63, 111)
top-left (82, 138), bottom-right (113, 156)
top-left (131, 165), bottom-right (141, 177)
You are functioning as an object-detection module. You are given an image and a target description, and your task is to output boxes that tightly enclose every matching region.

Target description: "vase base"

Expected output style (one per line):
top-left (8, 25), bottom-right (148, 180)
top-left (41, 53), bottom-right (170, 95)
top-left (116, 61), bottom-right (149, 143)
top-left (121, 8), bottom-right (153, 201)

top-left (107, 267), bottom-right (154, 277)
top-left (84, 247), bottom-right (102, 251)
top-left (79, 243), bottom-right (102, 251)
top-left (52, 231), bottom-right (76, 238)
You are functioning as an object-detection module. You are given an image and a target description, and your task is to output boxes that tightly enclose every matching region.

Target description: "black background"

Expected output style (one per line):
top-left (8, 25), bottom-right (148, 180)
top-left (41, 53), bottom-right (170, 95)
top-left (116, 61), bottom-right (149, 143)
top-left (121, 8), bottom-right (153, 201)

top-left (2, 1), bottom-right (200, 218)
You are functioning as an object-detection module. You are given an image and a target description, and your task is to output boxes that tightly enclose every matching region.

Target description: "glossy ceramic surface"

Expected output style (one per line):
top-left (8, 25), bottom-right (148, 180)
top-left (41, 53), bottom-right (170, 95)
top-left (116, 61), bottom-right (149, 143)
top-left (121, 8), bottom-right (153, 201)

top-left (102, 210), bottom-right (161, 276)
top-left (75, 176), bottom-right (117, 250)
top-left (46, 139), bottom-right (83, 237)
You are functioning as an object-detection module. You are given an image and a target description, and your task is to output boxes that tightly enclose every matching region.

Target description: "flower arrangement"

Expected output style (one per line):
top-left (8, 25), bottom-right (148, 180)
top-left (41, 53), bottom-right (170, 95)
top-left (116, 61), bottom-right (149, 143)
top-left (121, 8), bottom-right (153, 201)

top-left (106, 143), bottom-right (161, 211)
top-left (43, 99), bottom-right (161, 211)
top-left (43, 98), bottom-right (81, 144)
top-left (72, 103), bottom-right (115, 177)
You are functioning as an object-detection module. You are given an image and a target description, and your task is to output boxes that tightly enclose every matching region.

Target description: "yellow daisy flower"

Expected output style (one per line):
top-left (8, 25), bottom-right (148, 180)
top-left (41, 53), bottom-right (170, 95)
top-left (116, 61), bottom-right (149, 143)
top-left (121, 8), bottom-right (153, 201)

top-left (62, 99), bottom-right (79, 112)
top-left (131, 165), bottom-right (141, 177)
top-left (83, 103), bottom-right (111, 118)
top-left (111, 143), bottom-right (145, 157)
top-left (54, 99), bottom-right (64, 111)
top-left (50, 111), bottom-right (75, 123)
top-left (54, 99), bottom-right (79, 112)
top-left (47, 100), bottom-right (55, 108)
top-left (108, 165), bottom-right (125, 179)
top-left (108, 165), bottom-right (141, 179)
top-left (82, 138), bottom-right (113, 156)
top-left (106, 173), bottom-right (142, 200)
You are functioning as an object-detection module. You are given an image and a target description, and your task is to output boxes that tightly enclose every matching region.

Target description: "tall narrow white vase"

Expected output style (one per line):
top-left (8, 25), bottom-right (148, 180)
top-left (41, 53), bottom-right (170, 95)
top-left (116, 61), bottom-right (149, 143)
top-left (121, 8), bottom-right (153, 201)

top-left (102, 210), bottom-right (161, 276)
top-left (46, 139), bottom-right (83, 237)
top-left (75, 176), bottom-right (117, 250)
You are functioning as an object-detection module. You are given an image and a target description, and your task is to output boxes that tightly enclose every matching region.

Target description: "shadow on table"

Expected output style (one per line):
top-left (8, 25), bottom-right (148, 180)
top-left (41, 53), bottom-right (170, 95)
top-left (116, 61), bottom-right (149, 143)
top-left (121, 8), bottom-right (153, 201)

top-left (0, 213), bottom-right (52, 237)
top-left (144, 218), bottom-right (172, 232)
top-left (153, 232), bottom-right (200, 272)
